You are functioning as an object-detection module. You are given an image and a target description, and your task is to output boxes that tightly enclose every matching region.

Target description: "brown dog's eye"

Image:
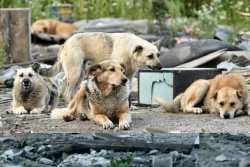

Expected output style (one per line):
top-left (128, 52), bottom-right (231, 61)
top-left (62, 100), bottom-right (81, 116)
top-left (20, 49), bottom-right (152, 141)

top-left (19, 73), bottom-right (23, 77)
top-left (148, 54), bottom-right (154, 59)
top-left (230, 102), bottom-right (235, 107)
top-left (28, 73), bottom-right (33, 77)
top-left (219, 102), bottom-right (224, 106)
top-left (109, 68), bottom-right (115, 72)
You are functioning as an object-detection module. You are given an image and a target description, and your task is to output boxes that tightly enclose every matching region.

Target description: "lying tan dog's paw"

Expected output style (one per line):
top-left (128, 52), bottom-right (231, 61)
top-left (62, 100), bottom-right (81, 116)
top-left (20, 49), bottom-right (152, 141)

top-left (103, 120), bottom-right (114, 129)
top-left (235, 110), bottom-right (245, 117)
top-left (193, 108), bottom-right (203, 114)
top-left (30, 108), bottom-right (42, 114)
top-left (13, 106), bottom-right (28, 115)
top-left (119, 121), bottom-right (130, 130)
top-left (63, 115), bottom-right (75, 122)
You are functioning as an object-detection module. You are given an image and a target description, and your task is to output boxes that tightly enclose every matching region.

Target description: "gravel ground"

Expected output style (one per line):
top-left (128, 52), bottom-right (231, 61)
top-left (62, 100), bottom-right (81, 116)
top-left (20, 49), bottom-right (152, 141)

top-left (1, 105), bottom-right (250, 135)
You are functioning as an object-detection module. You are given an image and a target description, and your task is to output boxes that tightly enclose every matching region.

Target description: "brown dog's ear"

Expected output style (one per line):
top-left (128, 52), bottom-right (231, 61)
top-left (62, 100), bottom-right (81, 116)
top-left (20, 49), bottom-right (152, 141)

top-left (85, 64), bottom-right (101, 78)
top-left (152, 39), bottom-right (161, 48)
top-left (236, 90), bottom-right (244, 99)
top-left (120, 63), bottom-right (127, 71)
top-left (133, 45), bottom-right (143, 54)
top-left (31, 63), bottom-right (40, 73)
top-left (210, 91), bottom-right (218, 100)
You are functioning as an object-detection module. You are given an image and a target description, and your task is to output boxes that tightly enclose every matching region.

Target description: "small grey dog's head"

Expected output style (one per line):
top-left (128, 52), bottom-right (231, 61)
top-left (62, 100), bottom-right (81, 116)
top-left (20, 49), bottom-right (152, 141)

top-left (14, 63), bottom-right (41, 92)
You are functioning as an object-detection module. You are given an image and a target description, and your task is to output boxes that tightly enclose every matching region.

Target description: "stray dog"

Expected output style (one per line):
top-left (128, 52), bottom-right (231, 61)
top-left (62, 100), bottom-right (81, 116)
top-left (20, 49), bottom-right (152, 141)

top-left (154, 73), bottom-right (250, 119)
top-left (12, 64), bottom-right (58, 114)
top-left (31, 19), bottom-right (78, 36)
top-left (50, 60), bottom-right (131, 130)
top-left (37, 32), bottom-right (162, 103)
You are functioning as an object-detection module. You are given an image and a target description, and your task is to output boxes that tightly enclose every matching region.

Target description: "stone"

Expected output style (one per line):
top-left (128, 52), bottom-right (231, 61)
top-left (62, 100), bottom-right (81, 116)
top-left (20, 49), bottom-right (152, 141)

top-left (148, 150), bottom-right (159, 155)
top-left (238, 160), bottom-right (250, 167)
top-left (152, 154), bottom-right (173, 167)
top-left (215, 154), bottom-right (229, 162)
top-left (39, 157), bottom-right (54, 165)
top-left (23, 146), bottom-right (34, 153)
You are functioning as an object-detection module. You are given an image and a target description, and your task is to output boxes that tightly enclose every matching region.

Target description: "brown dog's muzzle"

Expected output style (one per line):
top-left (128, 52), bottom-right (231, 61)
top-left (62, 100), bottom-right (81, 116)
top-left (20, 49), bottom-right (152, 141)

top-left (121, 78), bottom-right (128, 86)
top-left (148, 63), bottom-right (162, 70)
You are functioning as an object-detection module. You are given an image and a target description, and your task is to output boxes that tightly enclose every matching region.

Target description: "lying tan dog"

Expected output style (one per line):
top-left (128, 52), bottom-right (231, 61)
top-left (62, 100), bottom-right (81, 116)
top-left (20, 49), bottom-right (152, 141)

top-left (37, 32), bottom-right (162, 103)
top-left (154, 73), bottom-right (250, 119)
top-left (50, 60), bottom-right (131, 130)
top-left (31, 19), bottom-right (78, 36)
top-left (12, 64), bottom-right (58, 114)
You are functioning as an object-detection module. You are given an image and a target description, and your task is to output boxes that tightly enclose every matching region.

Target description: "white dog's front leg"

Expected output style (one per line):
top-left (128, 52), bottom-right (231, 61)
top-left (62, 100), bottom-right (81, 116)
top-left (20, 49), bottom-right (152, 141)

top-left (13, 106), bottom-right (28, 115)
top-left (30, 107), bottom-right (44, 114)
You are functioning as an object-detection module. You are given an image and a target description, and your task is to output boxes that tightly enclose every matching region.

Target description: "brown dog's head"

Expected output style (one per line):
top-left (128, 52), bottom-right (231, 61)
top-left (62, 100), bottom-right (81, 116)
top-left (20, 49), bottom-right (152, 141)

top-left (211, 87), bottom-right (244, 119)
top-left (132, 39), bottom-right (162, 70)
top-left (85, 60), bottom-right (128, 87)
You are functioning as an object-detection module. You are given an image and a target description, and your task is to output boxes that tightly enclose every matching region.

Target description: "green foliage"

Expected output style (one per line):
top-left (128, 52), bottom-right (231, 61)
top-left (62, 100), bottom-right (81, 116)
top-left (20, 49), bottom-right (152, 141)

top-left (110, 154), bottom-right (134, 167)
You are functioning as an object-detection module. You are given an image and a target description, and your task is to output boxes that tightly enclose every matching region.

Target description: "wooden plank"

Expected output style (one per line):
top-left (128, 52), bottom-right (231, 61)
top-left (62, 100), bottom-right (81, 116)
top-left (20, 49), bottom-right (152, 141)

top-left (175, 49), bottom-right (227, 68)
top-left (8, 9), bottom-right (31, 63)
top-left (46, 139), bottom-right (193, 158)
top-left (0, 10), bottom-right (10, 64)
top-left (0, 54), bottom-right (57, 70)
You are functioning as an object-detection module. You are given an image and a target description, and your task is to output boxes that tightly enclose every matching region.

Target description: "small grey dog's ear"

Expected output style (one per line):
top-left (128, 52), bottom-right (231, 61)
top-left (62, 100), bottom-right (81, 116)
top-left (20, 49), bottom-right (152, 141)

top-left (31, 63), bottom-right (41, 73)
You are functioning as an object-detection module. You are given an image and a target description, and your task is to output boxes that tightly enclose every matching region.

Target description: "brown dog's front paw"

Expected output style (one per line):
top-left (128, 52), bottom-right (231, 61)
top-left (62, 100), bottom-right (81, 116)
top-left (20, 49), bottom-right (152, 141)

top-left (63, 115), bottom-right (75, 122)
top-left (103, 121), bottom-right (114, 129)
top-left (119, 121), bottom-right (130, 130)
top-left (76, 113), bottom-right (87, 121)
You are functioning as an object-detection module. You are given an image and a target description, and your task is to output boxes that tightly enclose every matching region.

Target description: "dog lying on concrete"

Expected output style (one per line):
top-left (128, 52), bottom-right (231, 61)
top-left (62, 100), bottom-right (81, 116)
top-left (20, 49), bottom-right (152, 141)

top-left (154, 73), bottom-right (250, 119)
top-left (37, 32), bottom-right (162, 103)
top-left (50, 60), bottom-right (131, 130)
top-left (31, 19), bottom-right (78, 36)
top-left (12, 64), bottom-right (58, 114)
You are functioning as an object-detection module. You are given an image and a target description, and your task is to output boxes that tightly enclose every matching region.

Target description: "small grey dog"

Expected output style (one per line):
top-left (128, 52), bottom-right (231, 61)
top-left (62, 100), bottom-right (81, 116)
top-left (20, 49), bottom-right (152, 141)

top-left (12, 63), bottom-right (58, 114)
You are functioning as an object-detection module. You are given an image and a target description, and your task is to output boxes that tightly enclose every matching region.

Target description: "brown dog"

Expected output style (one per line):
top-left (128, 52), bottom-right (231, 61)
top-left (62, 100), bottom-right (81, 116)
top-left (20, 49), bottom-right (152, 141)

top-left (154, 73), bottom-right (250, 119)
top-left (50, 60), bottom-right (131, 130)
top-left (31, 19), bottom-right (78, 36)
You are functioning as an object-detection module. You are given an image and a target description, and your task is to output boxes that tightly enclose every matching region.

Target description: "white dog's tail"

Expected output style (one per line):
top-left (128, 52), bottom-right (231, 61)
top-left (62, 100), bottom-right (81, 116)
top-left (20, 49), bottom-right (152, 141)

top-left (50, 108), bottom-right (69, 119)
top-left (153, 93), bottom-right (183, 112)
top-left (39, 46), bottom-right (63, 77)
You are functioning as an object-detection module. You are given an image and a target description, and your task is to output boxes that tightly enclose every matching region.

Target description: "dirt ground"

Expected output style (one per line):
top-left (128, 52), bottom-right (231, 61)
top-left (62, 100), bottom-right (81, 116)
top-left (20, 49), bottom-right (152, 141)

top-left (1, 103), bottom-right (250, 136)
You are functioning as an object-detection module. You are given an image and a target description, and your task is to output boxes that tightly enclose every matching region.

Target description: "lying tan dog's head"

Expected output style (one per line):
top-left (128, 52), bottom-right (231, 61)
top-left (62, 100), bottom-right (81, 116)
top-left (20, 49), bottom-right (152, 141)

top-left (85, 60), bottom-right (128, 88)
top-left (133, 39), bottom-right (162, 70)
top-left (14, 64), bottom-right (42, 92)
top-left (211, 86), bottom-right (244, 119)
top-left (31, 20), bottom-right (49, 33)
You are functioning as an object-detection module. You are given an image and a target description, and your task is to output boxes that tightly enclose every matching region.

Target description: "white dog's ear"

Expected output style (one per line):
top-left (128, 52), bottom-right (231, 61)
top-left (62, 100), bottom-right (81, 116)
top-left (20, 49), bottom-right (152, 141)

top-left (85, 64), bottom-right (101, 78)
top-left (152, 39), bottom-right (161, 48)
top-left (133, 45), bottom-right (143, 54)
top-left (120, 63), bottom-right (127, 71)
top-left (236, 90), bottom-right (244, 99)
top-left (210, 91), bottom-right (217, 100)
top-left (31, 63), bottom-right (41, 73)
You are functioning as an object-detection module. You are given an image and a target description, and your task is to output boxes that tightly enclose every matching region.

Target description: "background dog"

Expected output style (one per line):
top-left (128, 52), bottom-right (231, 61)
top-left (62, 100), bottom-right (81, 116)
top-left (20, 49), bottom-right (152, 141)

top-left (37, 32), bottom-right (162, 103)
top-left (12, 64), bottom-right (58, 115)
top-left (154, 73), bottom-right (250, 119)
top-left (50, 60), bottom-right (131, 130)
top-left (31, 19), bottom-right (78, 36)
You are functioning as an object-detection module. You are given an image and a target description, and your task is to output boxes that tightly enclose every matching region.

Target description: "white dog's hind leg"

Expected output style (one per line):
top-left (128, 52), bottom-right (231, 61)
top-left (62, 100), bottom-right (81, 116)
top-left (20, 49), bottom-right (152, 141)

top-left (13, 106), bottom-right (28, 115)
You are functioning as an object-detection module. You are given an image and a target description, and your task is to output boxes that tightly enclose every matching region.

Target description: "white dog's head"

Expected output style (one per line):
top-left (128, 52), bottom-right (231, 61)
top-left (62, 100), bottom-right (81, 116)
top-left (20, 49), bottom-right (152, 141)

top-left (14, 63), bottom-right (42, 92)
top-left (132, 39), bottom-right (162, 70)
top-left (211, 86), bottom-right (244, 119)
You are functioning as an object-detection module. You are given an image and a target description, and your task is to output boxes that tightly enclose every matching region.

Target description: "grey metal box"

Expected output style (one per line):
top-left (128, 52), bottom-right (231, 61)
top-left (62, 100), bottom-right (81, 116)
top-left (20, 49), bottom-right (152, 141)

top-left (138, 68), bottom-right (223, 106)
